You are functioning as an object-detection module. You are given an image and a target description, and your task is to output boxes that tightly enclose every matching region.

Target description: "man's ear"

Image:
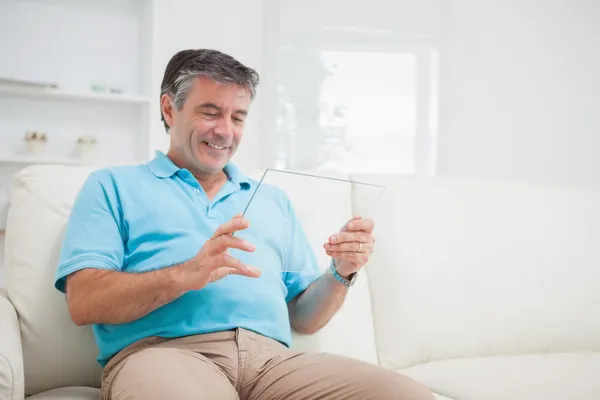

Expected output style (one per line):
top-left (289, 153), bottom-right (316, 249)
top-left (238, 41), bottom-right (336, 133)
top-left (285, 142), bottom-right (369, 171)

top-left (160, 94), bottom-right (175, 130)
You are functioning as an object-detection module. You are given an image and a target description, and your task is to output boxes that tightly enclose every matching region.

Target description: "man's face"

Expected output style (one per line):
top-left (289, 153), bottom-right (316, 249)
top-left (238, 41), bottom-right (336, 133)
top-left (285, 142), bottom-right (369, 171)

top-left (163, 76), bottom-right (251, 174)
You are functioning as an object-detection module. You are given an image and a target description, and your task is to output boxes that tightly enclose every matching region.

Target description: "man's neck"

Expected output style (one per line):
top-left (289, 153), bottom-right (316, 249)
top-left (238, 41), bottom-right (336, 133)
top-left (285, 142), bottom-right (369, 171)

top-left (166, 151), bottom-right (228, 200)
top-left (194, 170), bottom-right (228, 200)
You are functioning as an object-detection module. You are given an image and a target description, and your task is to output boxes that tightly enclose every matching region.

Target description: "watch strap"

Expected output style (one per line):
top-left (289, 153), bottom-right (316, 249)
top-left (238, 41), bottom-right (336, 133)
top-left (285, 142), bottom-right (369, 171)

top-left (329, 260), bottom-right (357, 287)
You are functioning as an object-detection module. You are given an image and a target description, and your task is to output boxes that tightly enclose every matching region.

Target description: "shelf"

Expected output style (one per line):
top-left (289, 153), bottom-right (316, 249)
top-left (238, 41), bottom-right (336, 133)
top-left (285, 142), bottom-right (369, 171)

top-left (0, 85), bottom-right (152, 105)
top-left (0, 156), bottom-right (91, 166)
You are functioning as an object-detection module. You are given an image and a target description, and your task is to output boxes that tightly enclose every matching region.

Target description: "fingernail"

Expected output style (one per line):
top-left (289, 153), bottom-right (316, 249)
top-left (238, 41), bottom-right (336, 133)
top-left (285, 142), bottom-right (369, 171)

top-left (248, 243), bottom-right (256, 251)
top-left (248, 266), bottom-right (261, 274)
top-left (329, 235), bottom-right (337, 243)
top-left (349, 223), bottom-right (355, 229)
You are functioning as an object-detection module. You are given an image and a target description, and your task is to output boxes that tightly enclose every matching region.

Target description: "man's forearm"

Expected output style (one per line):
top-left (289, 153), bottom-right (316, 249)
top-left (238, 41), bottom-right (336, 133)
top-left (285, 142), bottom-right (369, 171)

top-left (66, 265), bottom-right (187, 326)
top-left (288, 269), bottom-right (349, 334)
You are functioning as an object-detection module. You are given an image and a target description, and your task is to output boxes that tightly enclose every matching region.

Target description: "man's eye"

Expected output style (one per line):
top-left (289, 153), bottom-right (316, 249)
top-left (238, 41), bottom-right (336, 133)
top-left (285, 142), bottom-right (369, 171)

top-left (204, 113), bottom-right (217, 117)
top-left (233, 117), bottom-right (245, 122)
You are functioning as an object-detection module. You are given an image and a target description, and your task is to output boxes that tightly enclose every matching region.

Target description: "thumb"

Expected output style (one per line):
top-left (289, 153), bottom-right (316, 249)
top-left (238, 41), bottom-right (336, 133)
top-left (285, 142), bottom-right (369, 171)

top-left (214, 266), bottom-right (261, 279)
top-left (341, 216), bottom-right (362, 231)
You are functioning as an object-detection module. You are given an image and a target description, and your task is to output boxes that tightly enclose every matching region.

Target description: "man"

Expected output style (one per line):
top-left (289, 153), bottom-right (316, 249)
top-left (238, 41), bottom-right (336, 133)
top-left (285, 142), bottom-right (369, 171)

top-left (55, 49), bottom-right (434, 400)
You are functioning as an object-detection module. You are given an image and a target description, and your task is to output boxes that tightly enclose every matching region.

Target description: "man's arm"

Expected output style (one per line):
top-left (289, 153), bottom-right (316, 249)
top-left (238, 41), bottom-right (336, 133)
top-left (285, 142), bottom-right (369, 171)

top-left (288, 217), bottom-right (375, 334)
top-left (66, 266), bottom-right (184, 326)
top-left (65, 216), bottom-right (260, 326)
top-left (287, 269), bottom-right (348, 334)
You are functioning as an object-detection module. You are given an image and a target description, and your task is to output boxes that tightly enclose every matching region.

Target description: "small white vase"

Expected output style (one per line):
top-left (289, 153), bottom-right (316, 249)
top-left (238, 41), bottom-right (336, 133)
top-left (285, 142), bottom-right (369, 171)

top-left (26, 140), bottom-right (46, 156)
top-left (76, 142), bottom-right (97, 161)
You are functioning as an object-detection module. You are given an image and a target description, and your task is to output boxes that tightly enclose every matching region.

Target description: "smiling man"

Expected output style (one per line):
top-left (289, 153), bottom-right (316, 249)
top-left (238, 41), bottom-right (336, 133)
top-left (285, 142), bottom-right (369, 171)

top-left (55, 49), bottom-right (434, 400)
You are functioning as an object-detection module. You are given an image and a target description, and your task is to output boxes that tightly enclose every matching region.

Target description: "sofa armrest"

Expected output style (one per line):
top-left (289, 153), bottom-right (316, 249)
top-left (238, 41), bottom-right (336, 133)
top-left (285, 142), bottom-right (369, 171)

top-left (0, 289), bottom-right (24, 400)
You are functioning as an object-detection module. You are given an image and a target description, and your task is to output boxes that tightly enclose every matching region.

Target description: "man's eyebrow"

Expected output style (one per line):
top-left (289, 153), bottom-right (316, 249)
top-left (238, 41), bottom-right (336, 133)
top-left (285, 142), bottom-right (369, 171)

top-left (194, 103), bottom-right (247, 116)
top-left (195, 103), bottom-right (221, 112)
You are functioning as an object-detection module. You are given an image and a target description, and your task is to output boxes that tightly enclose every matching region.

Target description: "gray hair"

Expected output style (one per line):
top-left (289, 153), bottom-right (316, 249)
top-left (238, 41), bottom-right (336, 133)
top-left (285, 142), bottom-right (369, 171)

top-left (160, 49), bottom-right (260, 132)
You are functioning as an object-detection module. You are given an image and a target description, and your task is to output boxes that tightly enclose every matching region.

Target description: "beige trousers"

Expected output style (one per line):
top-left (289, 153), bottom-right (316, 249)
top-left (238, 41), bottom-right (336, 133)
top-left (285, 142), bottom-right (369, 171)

top-left (101, 328), bottom-right (434, 400)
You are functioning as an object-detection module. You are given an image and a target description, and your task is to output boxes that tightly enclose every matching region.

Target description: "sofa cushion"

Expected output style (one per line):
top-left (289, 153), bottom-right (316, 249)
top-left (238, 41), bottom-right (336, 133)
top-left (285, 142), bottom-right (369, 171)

top-left (399, 352), bottom-right (600, 400)
top-left (25, 386), bottom-right (99, 400)
top-left (351, 173), bottom-right (600, 370)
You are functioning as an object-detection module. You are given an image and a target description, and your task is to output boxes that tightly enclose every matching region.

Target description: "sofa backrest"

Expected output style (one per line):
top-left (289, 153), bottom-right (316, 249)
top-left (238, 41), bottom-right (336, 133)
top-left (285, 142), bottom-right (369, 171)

top-left (4, 164), bottom-right (378, 395)
top-left (5, 165), bottom-right (102, 396)
top-left (351, 173), bottom-right (600, 370)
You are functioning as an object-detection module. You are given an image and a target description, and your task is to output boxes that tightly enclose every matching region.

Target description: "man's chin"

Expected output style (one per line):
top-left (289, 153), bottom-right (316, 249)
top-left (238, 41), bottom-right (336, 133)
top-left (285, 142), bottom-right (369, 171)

top-left (194, 156), bottom-right (229, 174)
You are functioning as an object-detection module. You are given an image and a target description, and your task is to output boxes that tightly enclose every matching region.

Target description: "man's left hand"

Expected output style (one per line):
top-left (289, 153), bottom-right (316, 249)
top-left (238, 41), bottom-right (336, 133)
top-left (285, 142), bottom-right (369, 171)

top-left (323, 216), bottom-right (375, 278)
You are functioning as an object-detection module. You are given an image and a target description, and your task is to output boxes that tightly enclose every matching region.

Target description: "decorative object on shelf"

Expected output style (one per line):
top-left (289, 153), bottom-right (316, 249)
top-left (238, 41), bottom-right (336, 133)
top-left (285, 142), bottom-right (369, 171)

top-left (24, 131), bottom-right (48, 155)
top-left (90, 80), bottom-right (108, 93)
top-left (76, 134), bottom-right (98, 161)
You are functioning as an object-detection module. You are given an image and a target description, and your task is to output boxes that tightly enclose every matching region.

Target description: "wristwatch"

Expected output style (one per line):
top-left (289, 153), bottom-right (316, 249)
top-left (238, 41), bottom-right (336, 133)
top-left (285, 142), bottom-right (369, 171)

top-left (329, 259), bottom-right (357, 288)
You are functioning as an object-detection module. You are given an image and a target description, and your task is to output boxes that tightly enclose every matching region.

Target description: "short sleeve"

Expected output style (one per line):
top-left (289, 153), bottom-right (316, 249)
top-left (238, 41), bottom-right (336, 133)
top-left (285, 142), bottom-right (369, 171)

top-left (282, 197), bottom-right (322, 302)
top-left (54, 173), bottom-right (126, 293)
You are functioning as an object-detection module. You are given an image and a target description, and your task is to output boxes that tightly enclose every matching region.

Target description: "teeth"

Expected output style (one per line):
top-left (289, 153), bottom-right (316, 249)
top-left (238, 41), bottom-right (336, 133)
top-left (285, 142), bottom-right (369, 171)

top-left (205, 142), bottom-right (226, 150)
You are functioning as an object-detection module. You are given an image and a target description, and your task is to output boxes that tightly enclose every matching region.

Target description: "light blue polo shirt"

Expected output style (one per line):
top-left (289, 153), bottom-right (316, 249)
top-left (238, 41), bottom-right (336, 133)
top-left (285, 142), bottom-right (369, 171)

top-left (55, 151), bottom-right (321, 366)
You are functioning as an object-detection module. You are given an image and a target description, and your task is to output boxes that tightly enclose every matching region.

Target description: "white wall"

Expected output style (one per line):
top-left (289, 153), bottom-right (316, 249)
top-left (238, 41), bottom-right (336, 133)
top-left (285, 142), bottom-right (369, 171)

top-left (437, 0), bottom-right (600, 190)
top-left (259, 0), bottom-right (600, 192)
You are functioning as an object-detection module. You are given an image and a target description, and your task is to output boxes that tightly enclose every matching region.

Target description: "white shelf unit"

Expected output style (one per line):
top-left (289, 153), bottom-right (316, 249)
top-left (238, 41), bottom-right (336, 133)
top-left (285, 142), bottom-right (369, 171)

top-left (0, 0), bottom-right (159, 232)
top-left (0, 84), bottom-right (153, 105)
top-left (0, 155), bottom-right (91, 166)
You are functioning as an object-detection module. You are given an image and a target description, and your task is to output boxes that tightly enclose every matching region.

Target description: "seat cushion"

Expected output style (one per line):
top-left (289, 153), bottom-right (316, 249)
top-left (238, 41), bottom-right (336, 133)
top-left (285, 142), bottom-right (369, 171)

top-left (399, 352), bottom-right (600, 400)
top-left (22, 385), bottom-right (453, 400)
top-left (26, 386), bottom-right (99, 400)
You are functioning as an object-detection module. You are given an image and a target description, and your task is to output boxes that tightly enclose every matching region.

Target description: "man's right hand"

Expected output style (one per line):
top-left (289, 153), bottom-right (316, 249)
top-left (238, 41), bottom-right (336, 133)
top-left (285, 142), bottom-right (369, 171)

top-left (176, 215), bottom-right (261, 291)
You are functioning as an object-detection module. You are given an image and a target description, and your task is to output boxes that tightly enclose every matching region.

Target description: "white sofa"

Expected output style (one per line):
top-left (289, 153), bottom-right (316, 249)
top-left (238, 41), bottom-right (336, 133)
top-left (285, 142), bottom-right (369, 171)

top-left (1, 164), bottom-right (599, 400)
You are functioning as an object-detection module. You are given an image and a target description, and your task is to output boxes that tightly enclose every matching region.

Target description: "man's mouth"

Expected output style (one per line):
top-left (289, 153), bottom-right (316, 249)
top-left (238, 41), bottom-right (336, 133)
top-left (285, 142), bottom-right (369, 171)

top-left (202, 141), bottom-right (228, 150)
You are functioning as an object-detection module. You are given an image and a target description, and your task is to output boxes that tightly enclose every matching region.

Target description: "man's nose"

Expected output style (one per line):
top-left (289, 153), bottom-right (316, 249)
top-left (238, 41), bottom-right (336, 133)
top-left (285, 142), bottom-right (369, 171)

top-left (213, 115), bottom-right (234, 138)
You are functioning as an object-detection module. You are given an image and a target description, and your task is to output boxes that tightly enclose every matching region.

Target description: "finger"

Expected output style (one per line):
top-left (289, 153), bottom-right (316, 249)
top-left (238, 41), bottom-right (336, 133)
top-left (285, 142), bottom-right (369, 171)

top-left (325, 251), bottom-right (367, 262)
top-left (211, 216), bottom-right (250, 239)
top-left (329, 231), bottom-right (370, 244)
top-left (215, 254), bottom-right (262, 277)
top-left (346, 218), bottom-right (374, 233)
top-left (324, 241), bottom-right (368, 252)
top-left (209, 235), bottom-right (256, 254)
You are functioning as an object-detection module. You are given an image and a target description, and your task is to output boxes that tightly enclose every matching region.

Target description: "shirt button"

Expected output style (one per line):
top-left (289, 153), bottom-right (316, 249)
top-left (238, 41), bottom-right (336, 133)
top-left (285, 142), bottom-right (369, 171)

top-left (194, 189), bottom-right (200, 194)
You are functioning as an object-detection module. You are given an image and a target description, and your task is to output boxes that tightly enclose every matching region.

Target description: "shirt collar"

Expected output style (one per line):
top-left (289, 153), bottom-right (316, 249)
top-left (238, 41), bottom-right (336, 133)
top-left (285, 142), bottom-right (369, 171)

top-left (146, 151), bottom-right (251, 189)
top-left (146, 151), bottom-right (180, 178)
top-left (223, 161), bottom-right (251, 189)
